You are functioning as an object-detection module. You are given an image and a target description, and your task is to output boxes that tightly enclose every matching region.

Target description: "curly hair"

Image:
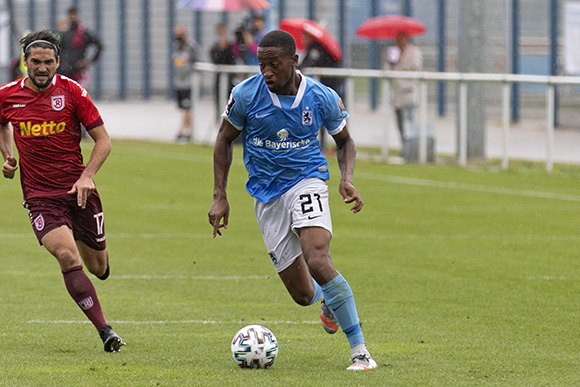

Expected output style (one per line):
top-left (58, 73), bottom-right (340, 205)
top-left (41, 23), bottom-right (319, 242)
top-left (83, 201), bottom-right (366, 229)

top-left (258, 30), bottom-right (296, 58)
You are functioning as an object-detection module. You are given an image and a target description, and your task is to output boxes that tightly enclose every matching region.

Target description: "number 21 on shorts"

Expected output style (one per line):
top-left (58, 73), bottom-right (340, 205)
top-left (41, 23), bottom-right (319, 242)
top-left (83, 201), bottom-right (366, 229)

top-left (299, 193), bottom-right (324, 220)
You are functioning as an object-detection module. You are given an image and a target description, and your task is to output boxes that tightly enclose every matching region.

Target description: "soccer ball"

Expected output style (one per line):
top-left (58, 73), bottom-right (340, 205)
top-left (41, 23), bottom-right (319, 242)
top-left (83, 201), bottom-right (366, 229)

top-left (231, 324), bottom-right (278, 369)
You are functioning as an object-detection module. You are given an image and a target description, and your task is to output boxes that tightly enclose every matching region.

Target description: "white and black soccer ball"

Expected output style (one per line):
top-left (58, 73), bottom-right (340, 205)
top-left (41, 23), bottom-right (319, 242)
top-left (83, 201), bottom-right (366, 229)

top-left (231, 324), bottom-right (278, 369)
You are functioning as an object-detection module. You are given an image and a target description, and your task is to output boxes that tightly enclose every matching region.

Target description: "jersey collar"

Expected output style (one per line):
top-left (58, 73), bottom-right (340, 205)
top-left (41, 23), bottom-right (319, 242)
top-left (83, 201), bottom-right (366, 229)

top-left (267, 70), bottom-right (306, 109)
top-left (20, 75), bottom-right (57, 90)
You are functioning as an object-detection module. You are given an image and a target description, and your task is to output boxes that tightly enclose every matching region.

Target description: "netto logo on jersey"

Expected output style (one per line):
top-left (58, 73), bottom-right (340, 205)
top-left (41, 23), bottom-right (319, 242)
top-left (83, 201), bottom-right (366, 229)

top-left (19, 121), bottom-right (66, 137)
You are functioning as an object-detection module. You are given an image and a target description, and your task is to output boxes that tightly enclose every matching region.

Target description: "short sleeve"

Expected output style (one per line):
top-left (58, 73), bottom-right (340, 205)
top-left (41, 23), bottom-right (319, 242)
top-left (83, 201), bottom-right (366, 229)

top-left (71, 84), bottom-right (103, 130)
top-left (322, 87), bottom-right (348, 136)
top-left (221, 86), bottom-right (246, 131)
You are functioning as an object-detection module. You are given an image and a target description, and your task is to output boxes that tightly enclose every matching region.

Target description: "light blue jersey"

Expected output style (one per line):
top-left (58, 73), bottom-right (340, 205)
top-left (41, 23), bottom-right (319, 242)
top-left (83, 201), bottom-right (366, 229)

top-left (222, 71), bottom-right (348, 203)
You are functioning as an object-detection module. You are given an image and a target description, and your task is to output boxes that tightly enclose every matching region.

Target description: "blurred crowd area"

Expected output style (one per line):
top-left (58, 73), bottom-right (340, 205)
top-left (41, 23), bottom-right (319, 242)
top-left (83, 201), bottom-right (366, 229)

top-left (1, 0), bottom-right (579, 128)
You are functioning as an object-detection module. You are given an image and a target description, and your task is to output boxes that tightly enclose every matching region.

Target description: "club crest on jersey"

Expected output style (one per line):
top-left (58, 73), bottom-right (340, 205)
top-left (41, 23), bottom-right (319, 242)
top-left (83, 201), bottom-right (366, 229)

top-left (51, 95), bottom-right (65, 111)
top-left (302, 109), bottom-right (313, 125)
top-left (33, 214), bottom-right (45, 231)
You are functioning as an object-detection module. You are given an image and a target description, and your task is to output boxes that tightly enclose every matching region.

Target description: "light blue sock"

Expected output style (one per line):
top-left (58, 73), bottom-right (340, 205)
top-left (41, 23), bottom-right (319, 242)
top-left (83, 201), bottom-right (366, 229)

top-left (308, 278), bottom-right (323, 305)
top-left (320, 273), bottom-right (364, 348)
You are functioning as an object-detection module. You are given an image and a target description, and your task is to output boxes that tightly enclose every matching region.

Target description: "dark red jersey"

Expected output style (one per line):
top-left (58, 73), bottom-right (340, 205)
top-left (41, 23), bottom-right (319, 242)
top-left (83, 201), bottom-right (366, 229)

top-left (0, 75), bottom-right (104, 200)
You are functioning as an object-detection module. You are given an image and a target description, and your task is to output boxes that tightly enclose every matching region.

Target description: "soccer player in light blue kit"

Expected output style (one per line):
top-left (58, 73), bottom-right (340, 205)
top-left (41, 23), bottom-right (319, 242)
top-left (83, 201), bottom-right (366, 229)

top-left (208, 30), bottom-right (377, 371)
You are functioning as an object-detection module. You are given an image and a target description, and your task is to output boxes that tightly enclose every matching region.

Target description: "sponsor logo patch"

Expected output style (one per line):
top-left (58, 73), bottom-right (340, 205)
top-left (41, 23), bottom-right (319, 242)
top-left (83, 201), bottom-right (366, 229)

top-left (19, 121), bottom-right (66, 137)
top-left (277, 129), bottom-right (289, 140)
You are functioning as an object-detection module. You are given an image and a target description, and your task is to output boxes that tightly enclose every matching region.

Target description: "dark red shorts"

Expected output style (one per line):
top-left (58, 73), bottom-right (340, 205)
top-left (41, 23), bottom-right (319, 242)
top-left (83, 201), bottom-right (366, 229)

top-left (23, 191), bottom-right (106, 250)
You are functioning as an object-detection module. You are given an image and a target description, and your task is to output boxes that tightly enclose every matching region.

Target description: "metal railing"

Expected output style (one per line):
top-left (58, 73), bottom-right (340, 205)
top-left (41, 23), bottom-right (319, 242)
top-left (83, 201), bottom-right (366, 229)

top-left (192, 62), bottom-right (580, 172)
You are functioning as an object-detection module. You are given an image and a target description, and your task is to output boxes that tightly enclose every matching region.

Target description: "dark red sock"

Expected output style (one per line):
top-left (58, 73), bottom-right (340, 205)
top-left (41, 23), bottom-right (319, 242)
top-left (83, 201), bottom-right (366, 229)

top-left (62, 265), bottom-right (108, 331)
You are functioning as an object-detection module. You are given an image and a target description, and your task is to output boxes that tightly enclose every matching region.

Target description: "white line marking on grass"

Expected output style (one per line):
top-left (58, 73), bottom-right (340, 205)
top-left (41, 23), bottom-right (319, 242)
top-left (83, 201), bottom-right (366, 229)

top-left (359, 173), bottom-right (580, 202)
top-left (1, 233), bottom-right (32, 238)
top-left (115, 275), bottom-right (270, 280)
top-left (0, 232), bottom-right (212, 239)
top-left (336, 234), bottom-right (580, 241)
top-left (2, 232), bottom-right (578, 241)
top-left (28, 319), bottom-right (318, 325)
top-left (112, 233), bottom-right (210, 239)
top-left (525, 276), bottom-right (568, 280)
top-left (120, 148), bottom-right (245, 167)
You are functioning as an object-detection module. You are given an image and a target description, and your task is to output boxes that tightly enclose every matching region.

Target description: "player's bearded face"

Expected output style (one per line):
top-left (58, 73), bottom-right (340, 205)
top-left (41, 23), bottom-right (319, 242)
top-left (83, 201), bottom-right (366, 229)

top-left (25, 48), bottom-right (59, 91)
top-left (258, 47), bottom-right (297, 95)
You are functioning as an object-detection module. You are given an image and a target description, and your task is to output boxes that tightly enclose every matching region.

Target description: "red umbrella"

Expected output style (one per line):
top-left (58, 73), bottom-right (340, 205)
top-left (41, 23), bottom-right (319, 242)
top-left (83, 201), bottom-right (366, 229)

top-left (356, 15), bottom-right (426, 40)
top-left (176, 0), bottom-right (269, 11)
top-left (280, 18), bottom-right (342, 62)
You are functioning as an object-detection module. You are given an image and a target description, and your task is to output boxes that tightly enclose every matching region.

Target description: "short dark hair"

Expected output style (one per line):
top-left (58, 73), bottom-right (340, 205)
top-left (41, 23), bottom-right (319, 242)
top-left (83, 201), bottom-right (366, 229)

top-left (20, 30), bottom-right (60, 59)
top-left (258, 30), bottom-right (296, 58)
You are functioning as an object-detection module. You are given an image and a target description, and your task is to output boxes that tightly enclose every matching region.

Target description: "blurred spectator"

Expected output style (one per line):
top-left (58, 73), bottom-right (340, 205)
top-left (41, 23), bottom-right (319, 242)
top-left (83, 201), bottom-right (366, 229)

top-left (209, 24), bottom-right (236, 120)
top-left (54, 19), bottom-right (69, 42)
top-left (299, 31), bottom-right (344, 150)
top-left (386, 31), bottom-right (423, 142)
top-left (58, 7), bottom-right (103, 88)
top-left (10, 31), bottom-right (31, 80)
top-left (172, 24), bottom-right (199, 143)
top-left (10, 52), bottom-right (26, 80)
top-left (239, 15), bottom-right (268, 65)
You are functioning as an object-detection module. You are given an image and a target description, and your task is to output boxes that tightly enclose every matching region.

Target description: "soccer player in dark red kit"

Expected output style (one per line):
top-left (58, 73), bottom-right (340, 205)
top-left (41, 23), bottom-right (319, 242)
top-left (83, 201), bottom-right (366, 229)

top-left (0, 30), bottom-right (125, 352)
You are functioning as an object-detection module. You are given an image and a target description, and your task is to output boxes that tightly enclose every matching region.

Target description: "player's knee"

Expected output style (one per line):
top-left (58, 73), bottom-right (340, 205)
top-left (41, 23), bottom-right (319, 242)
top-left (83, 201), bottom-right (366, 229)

top-left (86, 258), bottom-right (108, 278)
top-left (54, 247), bottom-right (81, 269)
top-left (303, 244), bottom-right (331, 266)
top-left (290, 290), bottom-right (313, 306)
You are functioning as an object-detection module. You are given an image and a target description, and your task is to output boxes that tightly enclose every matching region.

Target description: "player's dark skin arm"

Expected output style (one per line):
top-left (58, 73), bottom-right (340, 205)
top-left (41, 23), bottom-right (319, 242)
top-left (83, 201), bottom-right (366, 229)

top-left (208, 119), bottom-right (240, 237)
top-left (333, 125), bottom-right (364, 213)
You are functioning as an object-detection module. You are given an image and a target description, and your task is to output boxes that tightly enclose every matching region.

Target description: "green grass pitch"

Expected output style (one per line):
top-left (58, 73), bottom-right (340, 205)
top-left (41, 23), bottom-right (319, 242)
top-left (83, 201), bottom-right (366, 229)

top-left (1, 140), bottom-right (580, 386)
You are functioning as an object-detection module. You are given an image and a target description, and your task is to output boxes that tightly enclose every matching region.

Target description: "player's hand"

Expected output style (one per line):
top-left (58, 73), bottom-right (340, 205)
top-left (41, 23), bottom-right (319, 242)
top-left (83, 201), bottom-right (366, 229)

top-left (68, 175), bottom-right (95, 209)
top-left (339, 180), bottom-right (364, 214)
top-left (2, 156), bottom-right (18, 179)
top-left (208, 199), bottom-right (229, 238)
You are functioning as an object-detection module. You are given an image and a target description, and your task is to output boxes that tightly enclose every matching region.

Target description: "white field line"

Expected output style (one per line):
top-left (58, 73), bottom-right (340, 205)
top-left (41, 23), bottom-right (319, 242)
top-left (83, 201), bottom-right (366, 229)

top-left (115, 275), bottom-right (270, 280)
top-left (114, 146), bottom-right (580, 202)
top-left (0, 232), bottom-right (209, 239)
top-left (119, 147), bottom-right (245, 167)
top-left (1, 232), bottom-right (578, 240)
top-left (28, 319), bottom-right (318, 325)
top-left (337, 234), bottom-right (580, 241)
top-left (524, 276), bottom-right (568, 280)
top-left (358, 173), bottom-right (580, 202)
top-left (2, 272), bottom-right (271, 280)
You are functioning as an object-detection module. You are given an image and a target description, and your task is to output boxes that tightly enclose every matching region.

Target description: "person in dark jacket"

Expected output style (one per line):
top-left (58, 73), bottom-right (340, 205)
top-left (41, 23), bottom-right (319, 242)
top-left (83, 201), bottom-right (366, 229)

top-left (298, 32), bottom-right (344, 150)
top-left (209, 24), bottom-right (236, 120)
top-left (57, 7), bottom-right (103, 88)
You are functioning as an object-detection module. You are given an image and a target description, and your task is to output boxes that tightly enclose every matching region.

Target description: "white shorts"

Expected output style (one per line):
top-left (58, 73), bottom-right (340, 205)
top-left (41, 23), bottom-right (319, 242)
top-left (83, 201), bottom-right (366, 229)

top-left (254, 178), bottom-right (333, 273)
